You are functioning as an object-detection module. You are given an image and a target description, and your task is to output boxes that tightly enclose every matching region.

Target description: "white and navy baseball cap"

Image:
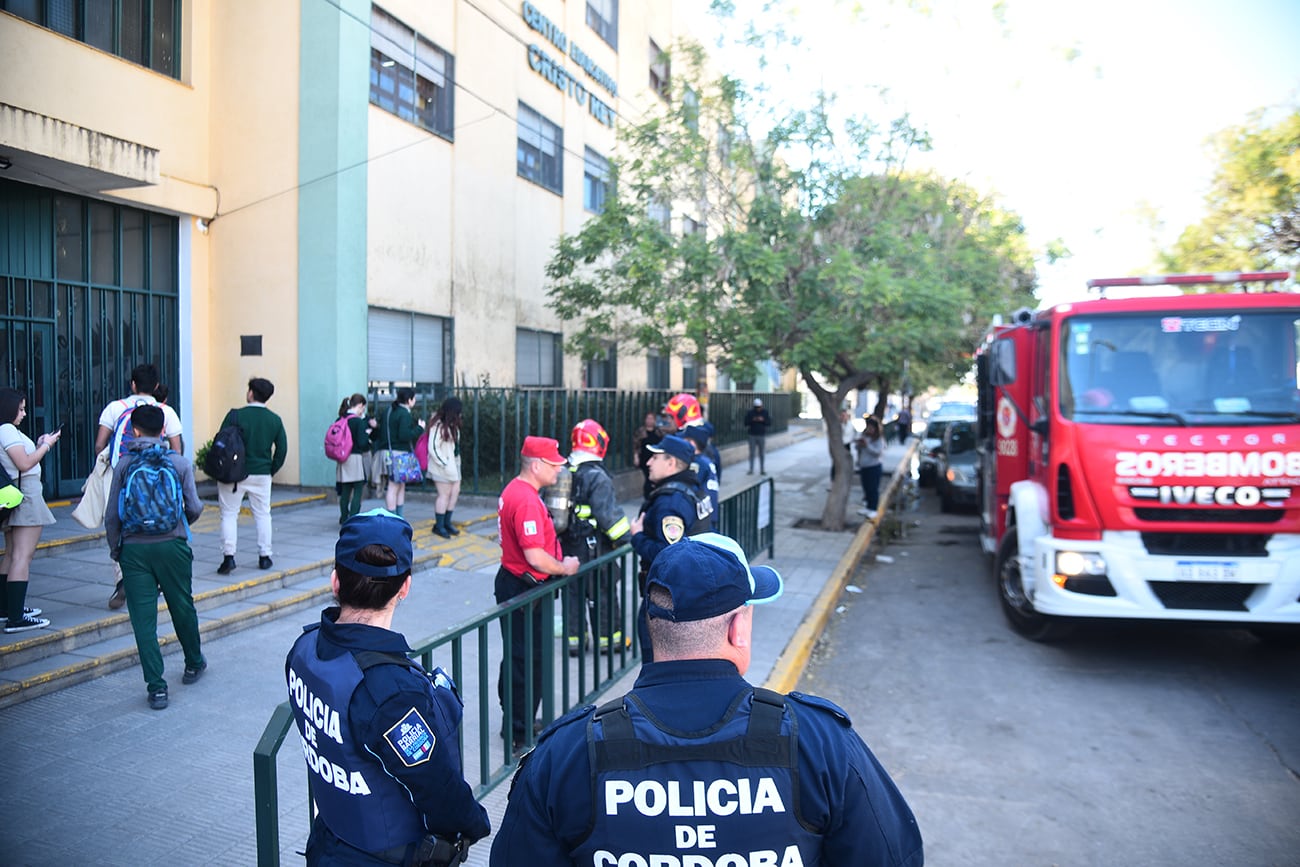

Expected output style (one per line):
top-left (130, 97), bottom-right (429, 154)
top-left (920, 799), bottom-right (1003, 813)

top-left (646, 533), bottom-right (783, 622)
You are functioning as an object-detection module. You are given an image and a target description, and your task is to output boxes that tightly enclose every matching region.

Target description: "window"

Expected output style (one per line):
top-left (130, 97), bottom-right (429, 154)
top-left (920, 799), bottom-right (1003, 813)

top-left (368, 308), bottom-right (452, 385)
top-left (681, 215), bottom-right (703, 237)
top-left (517, 103), bottom-right (563, 194)
top-left (3, 0), bottom-right (181, 78)
top-left (649, 38), bottom-right (670, 101)
top-left (647, 349), bottom-right (670, 389)
top-left (683, 86), bottom-right (699, 132)
top-left (583, 148), bottom-right (610, 214)
top-left (586, 0), bottom-right (617, 49)
top-left (516, 328), bottom-right (562, 386)
top-left (681, 354), bottom-right (699, 391)
top-left (585, 343), bottom-right (618, 388)
top-left (648, 197), bottom-right (670, 231)
top-left (369, 6), bottom-right (455, 140)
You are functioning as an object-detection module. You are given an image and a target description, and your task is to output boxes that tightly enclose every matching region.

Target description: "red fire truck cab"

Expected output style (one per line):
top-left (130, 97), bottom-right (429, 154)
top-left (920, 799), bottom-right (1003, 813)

top-left (975, 272), bottom-right (1300, 641)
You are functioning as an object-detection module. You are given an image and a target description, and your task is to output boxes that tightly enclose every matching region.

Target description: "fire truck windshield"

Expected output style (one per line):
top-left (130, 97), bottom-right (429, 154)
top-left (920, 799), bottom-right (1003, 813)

top-left (1058, 310), bottom-right (1300, 425)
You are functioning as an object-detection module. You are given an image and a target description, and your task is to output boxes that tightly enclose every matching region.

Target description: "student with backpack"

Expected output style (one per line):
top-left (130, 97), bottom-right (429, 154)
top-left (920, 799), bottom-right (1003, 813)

top-left (94, 363), bottom-right (184, 610)
top-left (104, 404), bottom-right (206, 710)
top-left (328, 394), bottom-right (376, 524)
top-left (215, 377), bottom-right (288, 576)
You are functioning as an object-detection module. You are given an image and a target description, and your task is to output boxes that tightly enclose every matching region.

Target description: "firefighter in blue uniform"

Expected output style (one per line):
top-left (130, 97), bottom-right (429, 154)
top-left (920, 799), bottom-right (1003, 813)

top-left (681, 425), bottom-right (721, 532)
top-left (490, 533), bottom-right (924, 866)
top-left (285, 509), bottom-right (489, 866)
top-left (555, 419), bottom-right (632, 654)
top-left (629, 434), bottom-right (711, 663)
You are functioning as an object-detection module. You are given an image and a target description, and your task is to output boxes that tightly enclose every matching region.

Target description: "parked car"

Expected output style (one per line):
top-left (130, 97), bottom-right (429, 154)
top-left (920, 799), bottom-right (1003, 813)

top-left (935, 419), bottom-right (979, 512)
top-left (917, 405), bottom-right (976, 486)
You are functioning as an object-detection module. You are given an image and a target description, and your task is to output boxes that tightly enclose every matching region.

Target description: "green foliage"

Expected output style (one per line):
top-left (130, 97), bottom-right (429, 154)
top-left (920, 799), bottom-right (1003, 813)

top-left (1159, 107), bottom-right (1300, 277)
top-left (543, 31), bottom-right (1038, 525)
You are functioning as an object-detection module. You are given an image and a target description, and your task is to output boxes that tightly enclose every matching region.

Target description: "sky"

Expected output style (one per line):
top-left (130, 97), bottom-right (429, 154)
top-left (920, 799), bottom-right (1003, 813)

top-left (683, 0), bottom-right (1300, 307)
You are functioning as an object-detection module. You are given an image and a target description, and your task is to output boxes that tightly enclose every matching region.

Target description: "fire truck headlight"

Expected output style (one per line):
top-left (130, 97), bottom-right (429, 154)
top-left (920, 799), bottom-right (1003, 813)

top-left (1055, 551), bottom-right (1106, 577)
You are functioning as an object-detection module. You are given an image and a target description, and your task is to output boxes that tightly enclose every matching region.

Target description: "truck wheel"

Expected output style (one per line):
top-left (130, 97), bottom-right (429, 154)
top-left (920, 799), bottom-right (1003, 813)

top-left (995, 527), bottom-right (1072, 641)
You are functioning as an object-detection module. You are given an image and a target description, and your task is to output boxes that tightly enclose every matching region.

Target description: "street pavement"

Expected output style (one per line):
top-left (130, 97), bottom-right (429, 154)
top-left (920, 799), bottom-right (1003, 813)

top-left (0, 426), bottom-right (916, 865)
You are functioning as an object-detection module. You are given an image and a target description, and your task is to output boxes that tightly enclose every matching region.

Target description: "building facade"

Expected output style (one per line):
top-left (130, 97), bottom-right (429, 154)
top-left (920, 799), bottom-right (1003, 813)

top-left (0, 0), bottom-right (709, 492)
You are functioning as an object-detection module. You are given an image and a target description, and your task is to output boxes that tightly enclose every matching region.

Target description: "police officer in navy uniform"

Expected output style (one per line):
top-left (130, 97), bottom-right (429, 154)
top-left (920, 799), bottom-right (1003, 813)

top-left (285, 509), bottom-right (489, 866)
top-left (490, 533), bottom-right (924, 866)
top-left (681, 425), bottom-right (721, 532)
top-left (629, 434), bottom-right (711, 663)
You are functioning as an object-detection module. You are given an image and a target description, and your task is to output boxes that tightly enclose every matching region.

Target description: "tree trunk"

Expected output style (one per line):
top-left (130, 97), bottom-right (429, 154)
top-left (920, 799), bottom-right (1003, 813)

top-left (801, 370), bottom-right (855, 532)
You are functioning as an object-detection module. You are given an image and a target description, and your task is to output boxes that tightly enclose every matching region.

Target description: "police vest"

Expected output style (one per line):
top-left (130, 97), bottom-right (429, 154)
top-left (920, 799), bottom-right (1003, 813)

top-left (573, 688), bottom-right (822, 866)
top-left (285, 628), bottom-right (427, 853)
top-left (645, 480), bottom-right (713, 536)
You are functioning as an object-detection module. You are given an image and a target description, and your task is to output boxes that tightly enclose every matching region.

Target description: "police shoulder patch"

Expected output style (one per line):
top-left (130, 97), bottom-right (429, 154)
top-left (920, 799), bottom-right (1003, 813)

top-left (384, 707), bottom-right (436, 767)
top-left (788, 691), bottom-right (852, 726)
top-left (661, 515), bottom-right (686, 543)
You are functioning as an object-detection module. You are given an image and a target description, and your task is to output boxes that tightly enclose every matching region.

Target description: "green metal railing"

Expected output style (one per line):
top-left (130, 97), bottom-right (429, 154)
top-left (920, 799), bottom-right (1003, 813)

top-left (364, 387), bottom-right (793, 495)
top-left (253, 477), bottom-right (775, 866)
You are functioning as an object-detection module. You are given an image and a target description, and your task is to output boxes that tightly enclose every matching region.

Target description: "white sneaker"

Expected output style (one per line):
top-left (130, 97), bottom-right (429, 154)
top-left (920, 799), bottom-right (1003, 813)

top-left (857, 507), bottom-right (878, 519)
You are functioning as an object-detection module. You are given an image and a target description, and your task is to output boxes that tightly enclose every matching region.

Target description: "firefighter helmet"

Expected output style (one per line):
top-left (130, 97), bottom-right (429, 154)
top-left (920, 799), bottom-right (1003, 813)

top-left (570, 419), bottom-right (610, 459)
top-left (664, 393), bottom-right (703, 428)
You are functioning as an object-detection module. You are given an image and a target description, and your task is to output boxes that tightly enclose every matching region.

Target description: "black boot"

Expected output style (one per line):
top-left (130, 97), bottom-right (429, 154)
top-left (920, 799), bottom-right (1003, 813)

top-left (432, 513), bottom-right (452, 539)
top-left (445, 510), bottom-right (461, 535)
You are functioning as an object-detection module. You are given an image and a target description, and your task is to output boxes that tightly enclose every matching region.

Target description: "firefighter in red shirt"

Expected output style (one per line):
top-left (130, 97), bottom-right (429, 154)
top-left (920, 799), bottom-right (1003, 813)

top-left (496, 436), bottom-right (580, 755)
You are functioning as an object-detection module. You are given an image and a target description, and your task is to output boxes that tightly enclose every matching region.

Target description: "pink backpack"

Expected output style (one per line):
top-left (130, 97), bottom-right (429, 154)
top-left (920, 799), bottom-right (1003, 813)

top-left (324, 415), bottom-right (353, 462)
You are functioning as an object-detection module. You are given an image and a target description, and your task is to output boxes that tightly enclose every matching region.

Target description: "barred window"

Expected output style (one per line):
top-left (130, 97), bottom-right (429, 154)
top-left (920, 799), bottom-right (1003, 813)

top-left (517, 103), bottom-right (563, 195)
top-left (369, 6), bottom-right (454, 140)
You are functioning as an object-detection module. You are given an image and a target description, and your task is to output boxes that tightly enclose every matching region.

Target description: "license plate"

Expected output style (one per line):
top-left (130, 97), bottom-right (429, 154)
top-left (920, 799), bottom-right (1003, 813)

top-left (1175, 561), bottom-right (1241, 582)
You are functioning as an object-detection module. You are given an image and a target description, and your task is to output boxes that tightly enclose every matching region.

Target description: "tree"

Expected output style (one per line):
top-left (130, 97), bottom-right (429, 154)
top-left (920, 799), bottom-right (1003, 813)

top-left (546, 45), bottom-right (1036, 529)
top-left (1159, 107), bottom-right (1300, 277)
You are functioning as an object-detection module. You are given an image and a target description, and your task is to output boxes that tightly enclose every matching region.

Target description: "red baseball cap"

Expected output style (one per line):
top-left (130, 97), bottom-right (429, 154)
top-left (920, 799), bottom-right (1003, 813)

top-left (521, 435), bottom-right (565, 465)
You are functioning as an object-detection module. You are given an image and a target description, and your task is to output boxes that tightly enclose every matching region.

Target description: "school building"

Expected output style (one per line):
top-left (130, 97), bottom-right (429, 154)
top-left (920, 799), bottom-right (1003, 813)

top-left (0, 0), bottom-right (732, 495)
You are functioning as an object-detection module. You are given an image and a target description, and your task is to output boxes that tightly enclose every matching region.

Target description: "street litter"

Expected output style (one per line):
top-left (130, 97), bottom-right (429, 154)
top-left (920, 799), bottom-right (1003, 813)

top-left (835, 605), bottom-right (847, 613)
top-left (845, 585), bottom-right (863, 593)
top-left (876, 554), bottom-right (895, 563)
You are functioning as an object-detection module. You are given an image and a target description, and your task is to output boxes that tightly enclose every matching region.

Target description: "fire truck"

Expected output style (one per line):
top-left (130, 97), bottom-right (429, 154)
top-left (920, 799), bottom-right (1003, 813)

top-left (975, 271), bottom-right (1300, 641)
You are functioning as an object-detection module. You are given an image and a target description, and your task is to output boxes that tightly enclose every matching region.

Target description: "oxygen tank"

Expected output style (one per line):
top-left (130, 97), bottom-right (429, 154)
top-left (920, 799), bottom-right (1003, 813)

top-left (541, 466), bottom-right (573, 533)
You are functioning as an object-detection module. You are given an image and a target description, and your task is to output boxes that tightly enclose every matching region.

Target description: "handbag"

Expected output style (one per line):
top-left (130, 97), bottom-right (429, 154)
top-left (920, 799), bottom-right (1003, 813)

top-left (386, 406), bottom-right (424, 484)
top-left (0, 464), bottom-right (23, 531)
top-left (386, 450), bottom-right (423, 484)
top-left (71, 445), bottom-right (113, 529)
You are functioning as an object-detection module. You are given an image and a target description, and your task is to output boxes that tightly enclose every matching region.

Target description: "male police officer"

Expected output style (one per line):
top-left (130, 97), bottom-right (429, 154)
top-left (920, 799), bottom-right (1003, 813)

top-left (629, 434), bottom-right (711, 662)
top-left (558, 420), bottom-right (631, 655)
top-left (285, 510), bottom-right (489, 865)
top-left (490, 533), bottom-right (924, 866)
top-left (681, 425), bottom-right (720, 532)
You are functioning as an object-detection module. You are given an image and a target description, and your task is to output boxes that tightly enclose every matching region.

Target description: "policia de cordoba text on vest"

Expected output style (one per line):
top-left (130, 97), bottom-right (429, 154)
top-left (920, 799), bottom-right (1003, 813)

top-left (590, 776), bottom-right (804, 867)
top-left (288, 666), bottom-right (374, 796)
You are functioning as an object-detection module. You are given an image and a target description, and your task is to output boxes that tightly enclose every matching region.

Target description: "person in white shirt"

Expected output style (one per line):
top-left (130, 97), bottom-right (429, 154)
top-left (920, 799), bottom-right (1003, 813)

top-left (95, 363), bottom-right (184, 609)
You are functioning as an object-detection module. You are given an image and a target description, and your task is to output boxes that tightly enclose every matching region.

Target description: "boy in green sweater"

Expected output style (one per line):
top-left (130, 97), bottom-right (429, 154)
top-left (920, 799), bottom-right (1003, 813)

top-left (216, 377), bottom-right (288, 575)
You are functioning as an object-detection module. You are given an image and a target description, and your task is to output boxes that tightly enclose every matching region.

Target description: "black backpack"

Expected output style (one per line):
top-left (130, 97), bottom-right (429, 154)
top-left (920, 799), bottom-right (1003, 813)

top-left (204, 414), bottom-right (249, 485)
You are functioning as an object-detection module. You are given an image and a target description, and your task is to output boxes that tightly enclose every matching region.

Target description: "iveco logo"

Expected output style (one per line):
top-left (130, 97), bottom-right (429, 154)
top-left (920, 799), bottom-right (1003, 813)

top-left (1128, 485), bottom-right (1290, 506)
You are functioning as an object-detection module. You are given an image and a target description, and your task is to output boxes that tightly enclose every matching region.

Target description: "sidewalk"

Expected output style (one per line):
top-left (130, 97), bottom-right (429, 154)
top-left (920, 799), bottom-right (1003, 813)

top-left (0, 426), bottom-right (917, 865)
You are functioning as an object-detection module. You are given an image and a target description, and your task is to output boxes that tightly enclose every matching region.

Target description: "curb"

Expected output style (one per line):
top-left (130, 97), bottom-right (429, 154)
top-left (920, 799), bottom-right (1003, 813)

top-left (764, 440), bottom-right (919, 694)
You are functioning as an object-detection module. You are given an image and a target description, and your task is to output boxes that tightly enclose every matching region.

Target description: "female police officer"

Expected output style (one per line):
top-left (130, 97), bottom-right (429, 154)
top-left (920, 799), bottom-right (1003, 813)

top-left (286, 508), bottom-right (489, 865)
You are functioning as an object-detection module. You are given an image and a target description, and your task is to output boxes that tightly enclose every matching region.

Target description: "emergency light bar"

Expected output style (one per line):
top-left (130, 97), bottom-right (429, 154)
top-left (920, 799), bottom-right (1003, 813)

top-left (1086, 271), bottom-right (1292, 292)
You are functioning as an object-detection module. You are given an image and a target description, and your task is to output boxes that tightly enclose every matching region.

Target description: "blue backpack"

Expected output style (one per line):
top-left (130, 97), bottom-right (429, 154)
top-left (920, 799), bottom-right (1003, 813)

top-left (119, 445), bottom-right (185, 537)
top-left (109, 404), bottom-right (140, 468)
